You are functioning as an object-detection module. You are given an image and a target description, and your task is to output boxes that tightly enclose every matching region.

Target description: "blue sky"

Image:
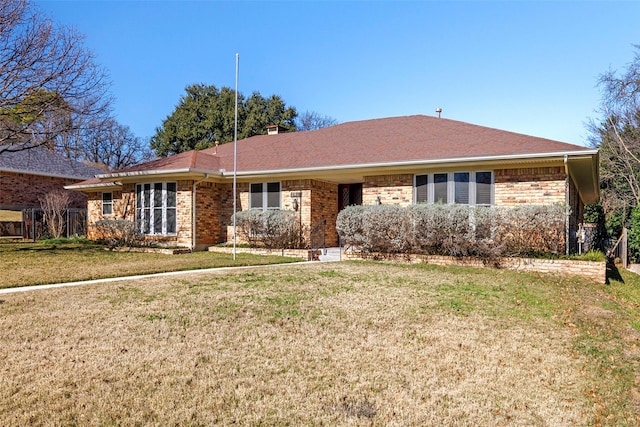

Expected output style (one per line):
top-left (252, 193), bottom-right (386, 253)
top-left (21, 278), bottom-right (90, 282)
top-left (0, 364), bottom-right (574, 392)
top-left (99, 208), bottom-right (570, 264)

top-left (38, 0), bottom-right (640, 147)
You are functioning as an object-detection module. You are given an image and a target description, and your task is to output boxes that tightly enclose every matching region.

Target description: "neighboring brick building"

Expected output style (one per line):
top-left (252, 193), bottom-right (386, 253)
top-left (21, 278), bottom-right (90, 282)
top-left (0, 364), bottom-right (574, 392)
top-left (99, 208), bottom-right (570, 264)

top-left (67, 115), bottom-right (599, 252)
top-left (0, 144), bottom-right (103, 212)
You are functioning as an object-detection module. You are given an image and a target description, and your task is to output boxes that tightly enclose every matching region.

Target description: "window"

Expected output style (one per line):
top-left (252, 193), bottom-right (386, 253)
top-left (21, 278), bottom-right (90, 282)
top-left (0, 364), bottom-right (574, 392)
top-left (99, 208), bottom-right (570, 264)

top-left (250, 182), bottom-right (281, 210)
top-left (414, 171), bottom-right (493, 206)
top-left (136, 182), bottom-right (177, 235)
top-left (475, 171), bottom-right (493, 206)
top-left (102, 192), bottom-right (113, 216)
top-left (434, 173), bottom-right (448, 204)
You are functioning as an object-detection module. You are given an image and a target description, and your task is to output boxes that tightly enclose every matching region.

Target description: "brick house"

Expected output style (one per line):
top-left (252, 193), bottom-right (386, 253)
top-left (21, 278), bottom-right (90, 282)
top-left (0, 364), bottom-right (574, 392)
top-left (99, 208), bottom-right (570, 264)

top-left (66, 115), bottom-right (599, 252)
top-left (0, 144), bottom-right (103, 214)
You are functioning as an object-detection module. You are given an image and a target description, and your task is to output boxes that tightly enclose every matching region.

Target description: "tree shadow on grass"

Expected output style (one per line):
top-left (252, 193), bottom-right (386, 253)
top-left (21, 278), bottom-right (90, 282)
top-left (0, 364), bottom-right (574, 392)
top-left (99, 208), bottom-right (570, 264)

top-left (606, 261), bottom-right (625, 284)
top-left (15, 245), bottom-right (99, 253)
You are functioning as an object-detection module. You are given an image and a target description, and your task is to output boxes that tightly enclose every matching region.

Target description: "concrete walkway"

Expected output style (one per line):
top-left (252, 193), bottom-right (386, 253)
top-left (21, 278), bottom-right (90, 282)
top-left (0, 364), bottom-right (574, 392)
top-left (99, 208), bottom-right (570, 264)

top-left (628, 264), bottom-right (640, 275)
top-left (0, 261), bottom-right (315, 295)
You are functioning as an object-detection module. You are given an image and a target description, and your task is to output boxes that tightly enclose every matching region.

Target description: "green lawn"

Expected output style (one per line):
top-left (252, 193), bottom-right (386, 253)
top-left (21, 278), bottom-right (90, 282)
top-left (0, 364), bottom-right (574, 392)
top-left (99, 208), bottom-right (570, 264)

top-left (0, 241), bottom-right (300, 289)
top-left (0, 260), bottom-right (639, 425)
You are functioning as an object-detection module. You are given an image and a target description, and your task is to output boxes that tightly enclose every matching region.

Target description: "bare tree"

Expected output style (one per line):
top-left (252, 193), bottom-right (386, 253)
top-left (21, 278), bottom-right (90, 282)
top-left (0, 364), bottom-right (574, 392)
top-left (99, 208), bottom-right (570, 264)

top-left (39, 189), bottom-right (70, 238)
top-left (296, 110), bottom-right (338, 131)
top-left (81, 118), bottom-right (154, 170)
top-left (0, 0), bottom-right (111, 153)
top-left (589, 46), bottom-right (640, 216)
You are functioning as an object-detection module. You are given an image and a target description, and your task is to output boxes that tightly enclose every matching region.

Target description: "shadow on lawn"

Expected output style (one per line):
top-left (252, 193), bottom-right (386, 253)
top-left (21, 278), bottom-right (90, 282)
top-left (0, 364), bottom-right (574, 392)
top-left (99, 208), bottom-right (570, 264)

top-left (606, 261), bottom-right (625, 284)
top-left (15, 244), bottom-right (99, 253)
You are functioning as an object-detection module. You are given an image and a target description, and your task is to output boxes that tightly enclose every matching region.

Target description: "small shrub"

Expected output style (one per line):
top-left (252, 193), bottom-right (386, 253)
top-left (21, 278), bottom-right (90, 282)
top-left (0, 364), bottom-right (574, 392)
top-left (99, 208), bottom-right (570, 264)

top-left (94, 219), bottom-right (143, 248)
top-left (335, 205), bottom-right (367, 249)
top-left (233, 210), bottom-right (304, 249)
top-left (39, 190), bottom-right (71, 239)
top-left (572, 250), bottom-right (606, 262)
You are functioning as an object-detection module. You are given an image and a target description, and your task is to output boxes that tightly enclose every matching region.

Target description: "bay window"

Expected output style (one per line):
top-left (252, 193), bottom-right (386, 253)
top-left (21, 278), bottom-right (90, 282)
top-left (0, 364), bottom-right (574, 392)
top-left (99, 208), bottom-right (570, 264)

top-left (136, 182), bottom-right (176, 235)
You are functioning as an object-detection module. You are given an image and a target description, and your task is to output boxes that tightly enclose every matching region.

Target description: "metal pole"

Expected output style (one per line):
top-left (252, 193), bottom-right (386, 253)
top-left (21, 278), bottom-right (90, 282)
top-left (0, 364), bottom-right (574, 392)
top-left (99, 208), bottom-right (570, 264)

top-left (233, 53), bottom-right (239, 261)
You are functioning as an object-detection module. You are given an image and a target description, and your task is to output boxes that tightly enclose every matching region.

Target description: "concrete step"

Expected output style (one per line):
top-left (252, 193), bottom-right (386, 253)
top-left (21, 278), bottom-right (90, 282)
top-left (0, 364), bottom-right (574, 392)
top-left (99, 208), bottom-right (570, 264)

top-left (318, 247), bottom-right (342, 262)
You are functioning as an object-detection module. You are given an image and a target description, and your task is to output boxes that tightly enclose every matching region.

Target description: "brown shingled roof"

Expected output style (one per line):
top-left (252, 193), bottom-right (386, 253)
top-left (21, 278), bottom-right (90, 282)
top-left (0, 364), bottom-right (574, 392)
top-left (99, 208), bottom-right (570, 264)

top-left (205, 115), bottom-right (590, 173)
top-left (115, 149), bottom-right (219, 174)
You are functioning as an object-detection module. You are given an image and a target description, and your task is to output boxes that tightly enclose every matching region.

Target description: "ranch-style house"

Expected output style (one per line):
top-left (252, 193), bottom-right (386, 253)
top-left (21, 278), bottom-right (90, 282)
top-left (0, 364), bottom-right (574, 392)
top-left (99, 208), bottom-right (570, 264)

top-left (66, 115), bottom-right (599, 252)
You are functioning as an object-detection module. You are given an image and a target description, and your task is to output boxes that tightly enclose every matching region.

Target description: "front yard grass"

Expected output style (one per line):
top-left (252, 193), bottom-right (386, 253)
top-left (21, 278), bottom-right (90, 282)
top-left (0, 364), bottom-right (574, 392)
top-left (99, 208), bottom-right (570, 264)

top-left (0, 241), bottom-right (300, 289)
top-left (0, 261), bottom-right (639, 425)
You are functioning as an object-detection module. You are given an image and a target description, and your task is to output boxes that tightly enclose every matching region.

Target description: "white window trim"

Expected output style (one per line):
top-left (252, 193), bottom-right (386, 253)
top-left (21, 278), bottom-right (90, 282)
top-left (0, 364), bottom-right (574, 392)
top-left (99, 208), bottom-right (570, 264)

top-left (102, 192), bottom-right (113, 216)
top-left (249, 181), bottom-right (281, 210)
top-left (414, 171), bottom-right (494, 206)
top-left (136, 182), bottom-right (177, 236)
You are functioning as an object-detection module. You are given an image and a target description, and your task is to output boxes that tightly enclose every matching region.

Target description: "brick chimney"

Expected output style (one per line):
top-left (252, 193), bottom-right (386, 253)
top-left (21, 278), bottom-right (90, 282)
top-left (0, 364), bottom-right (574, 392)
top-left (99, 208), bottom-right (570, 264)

top-left (266, 125), bottom-right (285, 135)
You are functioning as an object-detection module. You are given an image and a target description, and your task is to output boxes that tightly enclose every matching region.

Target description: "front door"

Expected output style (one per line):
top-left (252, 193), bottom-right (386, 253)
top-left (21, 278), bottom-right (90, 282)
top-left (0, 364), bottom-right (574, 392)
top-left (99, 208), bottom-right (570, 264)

top-left (338, 183), bottom-right (363, 211)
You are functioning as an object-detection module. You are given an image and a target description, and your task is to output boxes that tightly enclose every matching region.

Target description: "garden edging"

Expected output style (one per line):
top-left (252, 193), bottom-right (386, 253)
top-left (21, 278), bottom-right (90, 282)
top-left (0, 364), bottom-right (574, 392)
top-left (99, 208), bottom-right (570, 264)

top-left (344, 251), bottom-right (606, 283)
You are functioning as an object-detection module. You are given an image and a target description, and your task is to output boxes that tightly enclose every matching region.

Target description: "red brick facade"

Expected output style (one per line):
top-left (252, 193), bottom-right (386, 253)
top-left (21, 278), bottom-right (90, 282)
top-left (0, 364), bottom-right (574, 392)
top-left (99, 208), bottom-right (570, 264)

top-left (0, 171), bottom-right (89, 210)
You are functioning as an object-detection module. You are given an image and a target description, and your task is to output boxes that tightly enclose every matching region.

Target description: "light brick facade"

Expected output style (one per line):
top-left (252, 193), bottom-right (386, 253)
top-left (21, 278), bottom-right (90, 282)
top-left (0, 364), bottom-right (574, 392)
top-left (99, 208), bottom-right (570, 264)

top-left (494, 167), bottom-right (566, 206)
top-left (83, 165), bottom-right (583, 252)
top-left (363, 174), bottom-right (413, 206)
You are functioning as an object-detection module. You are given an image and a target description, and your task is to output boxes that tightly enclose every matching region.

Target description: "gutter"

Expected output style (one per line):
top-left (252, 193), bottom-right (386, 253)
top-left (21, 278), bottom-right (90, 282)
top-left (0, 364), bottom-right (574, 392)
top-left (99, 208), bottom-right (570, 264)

top-left (1, 167), bottom-right (99, 181)
top-left (64, 181), bottom-right (123, 191)
top-left (192, 173), bottom-right (210, 250)
top-left (96, 168), bottom-right (223, 180)
top-left (222, 150), bottom-right (599, 178)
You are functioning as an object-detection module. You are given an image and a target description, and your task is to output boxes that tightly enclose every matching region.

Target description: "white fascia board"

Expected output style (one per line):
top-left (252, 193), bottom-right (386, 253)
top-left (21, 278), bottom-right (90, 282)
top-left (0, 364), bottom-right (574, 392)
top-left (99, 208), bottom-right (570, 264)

top-left (224, 150), bottom-right (599, 178)
top-left (1, 167), bottom-right (98, 181)
top-left (96, 168), bottom-right (221, 179)
top-left (64, 181), bottom-right (123, 190)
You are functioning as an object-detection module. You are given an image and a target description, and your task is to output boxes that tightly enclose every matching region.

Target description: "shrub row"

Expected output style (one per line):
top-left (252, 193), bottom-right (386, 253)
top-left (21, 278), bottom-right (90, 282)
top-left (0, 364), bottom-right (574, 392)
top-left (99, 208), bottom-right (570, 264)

top-left (233, 210), bottom-right (305, 249)
top-left (336, 204), bottom-right (567, 258)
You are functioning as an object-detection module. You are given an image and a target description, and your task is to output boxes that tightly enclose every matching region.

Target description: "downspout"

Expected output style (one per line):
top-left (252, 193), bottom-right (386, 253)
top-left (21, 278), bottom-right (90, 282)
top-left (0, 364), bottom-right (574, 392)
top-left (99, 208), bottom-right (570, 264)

top-left (192, 174), bottom-right (209, 250)
top-left (564, 155), bottom-right (570, 255)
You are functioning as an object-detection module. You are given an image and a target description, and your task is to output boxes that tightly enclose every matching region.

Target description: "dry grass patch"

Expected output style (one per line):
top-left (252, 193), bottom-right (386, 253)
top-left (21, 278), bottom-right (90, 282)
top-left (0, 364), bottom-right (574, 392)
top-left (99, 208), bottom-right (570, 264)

top-left (4, 261), bottom-right (637, 425)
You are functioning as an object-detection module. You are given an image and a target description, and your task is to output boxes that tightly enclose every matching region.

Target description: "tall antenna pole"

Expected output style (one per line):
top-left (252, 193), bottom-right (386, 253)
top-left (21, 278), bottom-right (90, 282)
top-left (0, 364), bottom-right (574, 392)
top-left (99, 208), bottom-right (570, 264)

top-left (233, 53), bottom-right (239, 260)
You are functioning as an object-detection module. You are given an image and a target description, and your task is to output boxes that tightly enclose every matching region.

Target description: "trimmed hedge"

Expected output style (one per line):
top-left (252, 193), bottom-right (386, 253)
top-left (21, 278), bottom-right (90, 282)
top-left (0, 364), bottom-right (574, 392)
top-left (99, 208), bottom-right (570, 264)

top-left (336, 204), bottom-right (567, 258)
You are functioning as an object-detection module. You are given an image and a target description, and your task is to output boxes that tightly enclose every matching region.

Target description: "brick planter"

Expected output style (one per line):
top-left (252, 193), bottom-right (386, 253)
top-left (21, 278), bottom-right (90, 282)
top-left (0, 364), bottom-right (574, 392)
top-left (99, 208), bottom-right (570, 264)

top-left (344, 251), bottom-right (606, 283)
top-left (208, 246), bottom-right (310, 260)
top-left (106, 247), bottom-right (192, 255)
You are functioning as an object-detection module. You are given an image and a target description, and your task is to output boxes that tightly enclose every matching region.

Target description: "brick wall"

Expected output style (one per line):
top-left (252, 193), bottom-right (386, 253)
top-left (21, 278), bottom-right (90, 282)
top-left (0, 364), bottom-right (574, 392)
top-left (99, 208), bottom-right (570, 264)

top-left (194, 181), bottom-right (222, 249)
top-left (494, 167), bottom-right (566, 206)
top-left (344, 251), bottom-right (606, 283)
top-left (309, 180), bottom-right (339, 247)
top-left (363, 174), bottom-right (413, 206)
top-left (0, 171), bottom-right (88, 210)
